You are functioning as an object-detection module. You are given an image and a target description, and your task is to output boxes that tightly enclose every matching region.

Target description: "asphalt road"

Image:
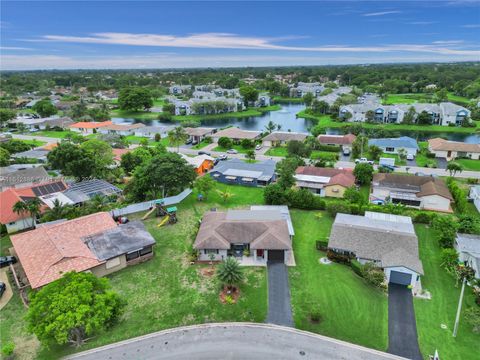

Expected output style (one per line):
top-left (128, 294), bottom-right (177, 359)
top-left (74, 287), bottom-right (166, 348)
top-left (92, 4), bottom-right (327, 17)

top-left (65, 323), bottom-right (407, 360)
top-left (387, 284), bottom-right (423, 360)
top-left (266, 262), bottom-right (294, 327)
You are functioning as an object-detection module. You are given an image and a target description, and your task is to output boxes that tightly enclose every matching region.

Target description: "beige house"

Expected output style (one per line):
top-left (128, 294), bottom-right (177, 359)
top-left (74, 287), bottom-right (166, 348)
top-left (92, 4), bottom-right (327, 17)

top-left (262, 132), bottom-right (307, 147)
top-left (212, 127), bottom-right (261, 143)
top-left (428, 138), bottom-right (480, 160)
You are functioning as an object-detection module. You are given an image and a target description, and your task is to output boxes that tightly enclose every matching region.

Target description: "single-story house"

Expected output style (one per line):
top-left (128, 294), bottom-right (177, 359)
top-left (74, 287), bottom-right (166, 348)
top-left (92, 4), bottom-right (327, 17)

top-left (470, 185), bottom-right (480, 213)
top-left (36, 116), bottom-right (74, 130)
top-left (69, 121), bottom-right (113, 134)
top-left (454, 233), bottom-right (480, 279)
top-left (0, 166), bottom-right (50, 191)
top-left (63, 179), bottom-right (122, 204)
top-left (0, 180), bottom-right (68, 233)
top-left (10, 213), bottom-right (156, 289)
top-left (181, 154), bottom-right (214, 175)
top-left (11, 117), bottom-right (44, 130)
top-left (184, 127), bottom-right (216, 143)
top-left (134, 126), bottom-right (173, 139)
top-left (111, 148), bottom-right (132, 165)
top-left (262, 132), bottom-right (307, 147)
top-left (212, 127), bottom-right (261, 143)
top-left (98, 123), bottom-right (146, 136)
top-left (193, 208), bottom-right (293, 265)
top-left (294, 167), bottom-right (355, 198)
top-left (10, 149), bottom-right (50, 163)
top-left (210, 159), bottom-right (275, 187)
top-left (317, 134), bottom-right (356, 152)
top-left (371, 173), bottom-right (453, 212)
top-left (428, 138), bottom-right (480, 160)
top-left (328, 212), bottom-right (424, 287)
top-left (368, 136), bottom-right (419, 156)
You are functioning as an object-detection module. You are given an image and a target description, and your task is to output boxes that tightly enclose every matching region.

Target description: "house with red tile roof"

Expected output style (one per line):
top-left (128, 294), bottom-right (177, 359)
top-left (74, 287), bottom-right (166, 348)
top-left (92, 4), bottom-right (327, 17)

top-left (11, 213), bottom-right (156, 289)
top-left (0, 180), bottom-right (67, 233)
top-left (294, 167), bottom-right (356, 198)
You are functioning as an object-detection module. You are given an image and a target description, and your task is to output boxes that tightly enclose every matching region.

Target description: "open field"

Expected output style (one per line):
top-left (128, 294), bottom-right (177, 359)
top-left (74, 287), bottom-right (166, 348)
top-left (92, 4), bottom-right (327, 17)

top-left (382, 93), bottom-right (471, 106)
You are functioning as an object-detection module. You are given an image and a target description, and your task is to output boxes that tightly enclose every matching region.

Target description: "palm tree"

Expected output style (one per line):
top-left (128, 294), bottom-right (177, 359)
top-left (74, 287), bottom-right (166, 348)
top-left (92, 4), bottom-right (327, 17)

top-left (26, 198), bottom-right (42, 227)
top-left (168, 126), bottom-right (188, 152)
top-left (217, 189), bottom-right (234, 203)
top-left (43, 199), bottom-right (68, 221)
top-left (264, 120), bottom-right (277, 134)
top-left (216, 257), bottom-right (244, 290)
top-left (12, 201), bottom-right (28, 222)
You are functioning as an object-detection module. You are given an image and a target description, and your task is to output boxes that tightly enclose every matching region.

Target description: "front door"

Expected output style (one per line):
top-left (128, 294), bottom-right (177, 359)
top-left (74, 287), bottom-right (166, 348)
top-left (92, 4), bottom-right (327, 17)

top-left (232, 244), bottom-right (245, 257)
top-left (257, 249), bottom-right (264, 258)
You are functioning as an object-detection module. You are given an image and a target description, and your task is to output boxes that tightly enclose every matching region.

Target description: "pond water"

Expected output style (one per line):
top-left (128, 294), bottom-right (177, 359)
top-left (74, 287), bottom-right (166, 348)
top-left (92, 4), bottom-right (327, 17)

top-left (112, 103), bottom-right (479, 144)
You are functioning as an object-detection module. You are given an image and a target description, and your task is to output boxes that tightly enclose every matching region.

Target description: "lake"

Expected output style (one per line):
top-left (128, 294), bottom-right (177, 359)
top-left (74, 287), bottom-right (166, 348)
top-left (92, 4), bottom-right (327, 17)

top-left (112, 103), bottom-right (479, 144)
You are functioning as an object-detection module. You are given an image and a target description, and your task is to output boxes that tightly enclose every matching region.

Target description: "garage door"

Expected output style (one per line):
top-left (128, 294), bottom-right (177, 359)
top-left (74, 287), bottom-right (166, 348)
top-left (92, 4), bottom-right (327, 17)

top-left (389, 271), bottom-right (412, 286)
top-left (268, 250), bottom-right (284, 263)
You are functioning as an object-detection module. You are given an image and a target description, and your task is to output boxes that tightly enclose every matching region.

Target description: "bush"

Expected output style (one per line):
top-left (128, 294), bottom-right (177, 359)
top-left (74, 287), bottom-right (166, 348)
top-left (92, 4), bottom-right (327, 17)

top-left (426, 151), bottom-right (436, 159)
top-left (316, 240), bottom-right (328, 251)
top-left (241, 139), bottom-right (254, 149)
top-left (349, 203), bottom-right (363, 215)
top-left (413, 212), bottom-right (435, 224)
top-left (154, 133), bottom-right (161, 142)
top-left (310, 307), bottom-right (322, 323)
top-left (326, 250), bottom-right (351, 264)
top-left (466, 178), bottom-right (478, 185)
top-left (218, 137), bottom-right (233, 149)
top-left (286, 188), bottom-right (320, 210)
top-left (158, 113), bottom-right (173, 121)
top-left (204, 136), bottom-right (213, 144)
top-left (326, 202), bottom-right (351, 217)
top-left (1, 342), bottom-right (14, 357)
top-left (264, 184), bottom-right (288, 205)
top-left (363, 263), bottom-right (386, 289)
top-left (317, 144), bottom-right (341, 152)
top-left (350, 259), bottom-right (364, 277)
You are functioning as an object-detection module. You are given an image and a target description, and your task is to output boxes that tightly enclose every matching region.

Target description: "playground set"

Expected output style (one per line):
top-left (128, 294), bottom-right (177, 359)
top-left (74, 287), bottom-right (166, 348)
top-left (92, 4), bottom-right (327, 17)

top-left (142, 200), bottom-right (178, 227)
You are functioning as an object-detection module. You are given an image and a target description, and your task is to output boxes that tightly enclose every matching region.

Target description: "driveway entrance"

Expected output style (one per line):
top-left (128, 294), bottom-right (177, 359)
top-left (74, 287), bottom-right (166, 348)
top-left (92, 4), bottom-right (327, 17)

top-left (387, 284), bottom-right (422, 360)
top-left (266, 262), bottom-right (293, 327)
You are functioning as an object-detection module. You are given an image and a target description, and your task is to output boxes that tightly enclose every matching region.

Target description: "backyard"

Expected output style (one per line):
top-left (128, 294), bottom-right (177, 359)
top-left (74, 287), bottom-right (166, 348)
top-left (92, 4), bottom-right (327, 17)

top-left (0, 184), bottom-right (268, 360)
top-left (414, 225), bottom-right (480, 360)
top-left (288, 210), bottom-right (389, 351)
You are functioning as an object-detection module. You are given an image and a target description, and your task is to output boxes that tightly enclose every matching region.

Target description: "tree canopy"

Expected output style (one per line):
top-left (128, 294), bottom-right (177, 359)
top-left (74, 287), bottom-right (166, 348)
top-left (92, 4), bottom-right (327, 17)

top-left (118, 87), bottom-right (153, 111)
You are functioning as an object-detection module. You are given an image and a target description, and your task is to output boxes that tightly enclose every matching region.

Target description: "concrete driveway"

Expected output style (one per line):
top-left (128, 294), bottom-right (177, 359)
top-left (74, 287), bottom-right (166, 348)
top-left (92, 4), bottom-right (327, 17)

top-left (266, 262), bottom-right (294, 327)
top-left (387, 284), bottom-right (422, 360)
top-left (0, 268), bottom-right (13, 310)
top-left (65, 323), bottom-right (406, 360)
top-left (436, 158), bottom-right (447, 169)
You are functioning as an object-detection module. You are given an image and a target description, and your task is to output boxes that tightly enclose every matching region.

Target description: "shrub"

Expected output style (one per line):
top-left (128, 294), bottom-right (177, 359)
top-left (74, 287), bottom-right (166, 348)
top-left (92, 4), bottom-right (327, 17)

top-left (466, 178), bottom-right (478, 185)
top-left (326, 250), bottom-right (351, 264)
top-left (264, 184), bottom-right (288, 205)
top-left (349, 203), bottom-right (363, 215)
top-left (218, 137), bottom-right (233, 149)
top-left (158, 113), bottom-right (173, 121)
top-left (310, 307), bottom-right (322, 323)
top-left (204, 136), bottom-right (213, 144)
top-left (413, 212), bottom-right (435, 224)
top-left (426, 151), bottom-right (436, 159)
top-left (317, 144), bottom-right (341, 152)
top-left (316, 240), bottom-right (328, 251)
top-left (326, 202), bottom-right (351, 217)
top-left (350, 260), bottom-right (364, 277)
top-left (363, 263), bottom-right (386, 289)
top-left (224, 295), bottom-right (234, 305)
top-left (1, 342), bottom-right (14, 357)
top-left (286, 188), bottom-right (319, 210)
top-left (241, 139), bottom-right (253, 149)
top-left (154, 133), bottom-right (161, 142)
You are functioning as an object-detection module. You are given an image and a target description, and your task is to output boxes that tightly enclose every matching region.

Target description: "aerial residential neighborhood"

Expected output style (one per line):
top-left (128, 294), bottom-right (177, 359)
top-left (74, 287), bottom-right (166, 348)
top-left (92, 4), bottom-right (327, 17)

top-left (0, 1), bottom-right (479, 360)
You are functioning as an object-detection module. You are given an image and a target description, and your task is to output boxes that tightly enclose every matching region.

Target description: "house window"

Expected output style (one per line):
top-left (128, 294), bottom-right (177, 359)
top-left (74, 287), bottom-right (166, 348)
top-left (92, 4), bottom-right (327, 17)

top-left (139, 246), bottom-right (153, 256)
top-left (204, 249), bottom-right (219, 254)
top-left (126, 251), bottom-right (140, 261)
top-left (386, 147), bottom-right (395, 152)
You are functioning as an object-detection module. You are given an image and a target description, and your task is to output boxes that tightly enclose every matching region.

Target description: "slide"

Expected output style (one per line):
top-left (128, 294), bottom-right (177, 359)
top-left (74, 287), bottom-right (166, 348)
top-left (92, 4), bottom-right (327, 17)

top-left (157, 215), bottom-right (170, 227)
top-left (142, 207), bottom-right (156, 220)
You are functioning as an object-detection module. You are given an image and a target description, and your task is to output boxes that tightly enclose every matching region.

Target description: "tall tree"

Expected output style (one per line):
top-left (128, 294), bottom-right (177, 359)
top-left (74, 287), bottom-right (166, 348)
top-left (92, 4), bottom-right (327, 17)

top-left (168, 126), bottom-right (188, 152)
top-left (26, 272), bottom-right (124, 347)
top-left (303, 92), bottom-right (314, 107)
top-left (118, 87), bottom-right (153, 111)
top-left (194, 175), bottom-right (216, 200)
top-left (47, 142), bottom-right (98, 180)
top-left (239, 86), bottom-right (259, 107)
top-left (32, 100), bottom-right (57, 117)
top-left (447, 162), bottom-right (463, 177)
top-left (353, 163), bottom-right (374, 185)
top-left (0, 108), bottom-right (16, 127)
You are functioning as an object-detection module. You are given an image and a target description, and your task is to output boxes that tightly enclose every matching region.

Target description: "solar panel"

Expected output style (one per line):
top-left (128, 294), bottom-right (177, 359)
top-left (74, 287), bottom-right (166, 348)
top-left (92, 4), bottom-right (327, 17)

top-left (32, 182), bottom-right (67, 196)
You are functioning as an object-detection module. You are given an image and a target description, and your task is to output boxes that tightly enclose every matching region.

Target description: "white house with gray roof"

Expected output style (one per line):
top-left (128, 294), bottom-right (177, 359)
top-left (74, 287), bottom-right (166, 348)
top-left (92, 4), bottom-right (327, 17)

top-left (455, 234), bottom-right (480, 279)
top-left (368, 136), bottom-right (419, 156)
top-left (328, 212), bottom-right (424, 287)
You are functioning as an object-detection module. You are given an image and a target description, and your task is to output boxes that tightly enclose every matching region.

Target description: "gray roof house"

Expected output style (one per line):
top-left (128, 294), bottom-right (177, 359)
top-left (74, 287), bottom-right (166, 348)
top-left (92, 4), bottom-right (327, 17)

top-left (368, 136), bottom-right (419, 156)
top-left (193, 208), bottom-right (294, 265)
top-left (455, 234), bottom-right (480, 279)
top-left (210, 159), bottom-right (276, 187)
top-left (328, 212), bottom-right (423, 287)
top-left (64, 179), bottom-right (122, 204)
top-left (0, 166), bottom-right (50, 191)
top-left (11, 149), bottom-right (50, 163)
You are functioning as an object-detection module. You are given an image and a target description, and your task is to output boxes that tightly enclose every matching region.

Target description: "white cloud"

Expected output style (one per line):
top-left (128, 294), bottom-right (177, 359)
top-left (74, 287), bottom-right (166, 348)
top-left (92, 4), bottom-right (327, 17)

top-left (0, 46), bottom-right (33, 51)
top-left (462, 24), bottom-right (480, 28)
top-left (407, 21), bottom-right (438, 25)
top-left (25, 32), bottom-right (480, 57)
top-left (362, 11), bottom-right (402, 17)
top-left (432, 40), bottom-right (465, 45)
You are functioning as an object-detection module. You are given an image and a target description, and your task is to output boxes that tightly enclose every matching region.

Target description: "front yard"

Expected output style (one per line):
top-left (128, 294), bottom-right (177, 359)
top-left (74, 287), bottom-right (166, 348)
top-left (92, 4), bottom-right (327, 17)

top-left (455, 159), bottom-right (480, 171)
top-left (288, 210), bottom-right (389, 351)
top-left (414, 225), bottom-right (479, 360)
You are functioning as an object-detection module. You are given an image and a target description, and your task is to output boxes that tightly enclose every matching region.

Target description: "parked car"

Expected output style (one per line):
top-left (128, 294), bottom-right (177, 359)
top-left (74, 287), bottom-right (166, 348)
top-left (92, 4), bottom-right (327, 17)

top-left (185, 138), bottom-right (193, 145)
top-left (0, 282), bottom-right (5, 298)
top-left (255, 144), bottom-right (262, 151)
top-left (218, 154), bottom-right (228, 160)
top-left (379, 164), bottom-right (395, 172)
top-left (191, 140), bottom-right (198, 145)
top-left (406, 154), bottom-right (415, 161)
top-left (30, 128), bottom-right (39, 133)
top-left (415, 172), bottom-right (426, 176)
top-left (213, 158), bottom-right (220, 166)
top-left (198, 151), bottom-right (211, 156)
top-left (342, 148), bottom-right (351, 156)
top-left (354, 157), bottom-right (374, 165)
top-left (226, 149), bottom-right (238, 154)
top-left (0, 256), bottom-right (17, 268)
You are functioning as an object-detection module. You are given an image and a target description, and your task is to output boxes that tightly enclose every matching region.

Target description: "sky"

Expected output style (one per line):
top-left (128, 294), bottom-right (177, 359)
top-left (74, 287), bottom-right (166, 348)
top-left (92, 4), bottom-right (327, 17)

top-left (1, 0), bottom-right (480, 70)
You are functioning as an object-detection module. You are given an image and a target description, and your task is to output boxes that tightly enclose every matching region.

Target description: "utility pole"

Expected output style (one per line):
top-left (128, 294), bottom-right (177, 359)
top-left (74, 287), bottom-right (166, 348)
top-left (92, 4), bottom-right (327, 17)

top-left (453, 277), bottom-right (466, 338)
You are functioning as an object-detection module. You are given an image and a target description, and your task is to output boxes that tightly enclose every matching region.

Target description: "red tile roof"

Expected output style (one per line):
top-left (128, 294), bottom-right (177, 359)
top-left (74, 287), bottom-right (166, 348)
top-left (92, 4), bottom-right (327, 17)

top-left (11, 212), bottom-right (117, 289)
top-left (112, 148), bottom-right (131, 162)
top-left (69, 121), bottom-right (113, 129)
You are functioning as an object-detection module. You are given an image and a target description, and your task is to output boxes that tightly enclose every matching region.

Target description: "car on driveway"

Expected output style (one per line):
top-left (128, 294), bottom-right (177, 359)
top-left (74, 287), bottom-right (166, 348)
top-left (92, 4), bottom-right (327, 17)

top-left (355, 157), bottom-right (374, 165)
top-left (406, 154), bottom-right (415, 161)
top-left (226, 149), bottom-right (238, 154)
top-left (185, 138), bottom-right (193, 145)
top-left (198, 151), bottom-right (211, 156)
top-left (255, 144), bottom-right (262, 151)
top-left (0, 282), bottom-right (5, 298)
top-left (218, 154), bottom-right (228, 160)
top-left (0, 256), bottom-right (17, 268)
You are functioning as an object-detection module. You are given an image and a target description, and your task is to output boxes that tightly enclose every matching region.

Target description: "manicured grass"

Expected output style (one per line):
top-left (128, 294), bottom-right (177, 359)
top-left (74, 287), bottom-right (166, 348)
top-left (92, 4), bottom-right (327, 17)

top-left (16, 139), bottom-right (47, 148)
top-left (172, 105), bottom-right (281, 122)
top-left (212, 144), bottom-right (252, 154)
top-left (192, 140), bottom-right (212, 150)
top-left (272, 96), bottom-right (305, 104)
top-left (382, 93), bottom-right (471, 106)
top-left (265, 147), bottom-right (340, 161)
top-left (289, 210), bottom-right (388, 351)
top-left (414, 225), bottom-right (480, 360)
top-left (415, 142), bottom-right (438, 168)
top-left (455, 159), bottom-right (480, 171)
top-left (298, 111), bottom-right (480, 133)
top-left (265, 146), bottom-right (288, 157)
top-left (310, 150), bottom-right (338, 162)
top-left (31, 130), bottom-right (72, 139)
top-left (110, 109), bottom-right (160, 120)
top-left (2, 184), bottom-right (268, 360)
top-left (124, 135), bottom-right (169, 146)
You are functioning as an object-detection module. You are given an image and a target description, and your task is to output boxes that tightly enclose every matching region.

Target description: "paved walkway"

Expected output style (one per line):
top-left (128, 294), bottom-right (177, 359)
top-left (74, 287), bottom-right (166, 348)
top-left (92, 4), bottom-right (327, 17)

top-left (266, 262), bottom-right (294, 327)
top-left (65, 323), bottom-right (406, 360)
top-left (387, 284), bottom-right (422, 360)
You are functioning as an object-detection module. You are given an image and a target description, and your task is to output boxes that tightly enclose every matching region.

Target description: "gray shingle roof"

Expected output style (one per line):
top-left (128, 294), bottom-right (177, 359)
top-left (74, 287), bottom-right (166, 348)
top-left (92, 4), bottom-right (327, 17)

top-left (368, 136), bottom-right (419, 150)
top-left (456, 233), bottom-right (480, 255)
top-left (212, 159), bottom-right (275, 180)
top-left (0, 166), bottom-right (49, 188)
top-left (328, 213), bottom-right (423, 274)
top-left (262, 132), bottom-right (307, 142)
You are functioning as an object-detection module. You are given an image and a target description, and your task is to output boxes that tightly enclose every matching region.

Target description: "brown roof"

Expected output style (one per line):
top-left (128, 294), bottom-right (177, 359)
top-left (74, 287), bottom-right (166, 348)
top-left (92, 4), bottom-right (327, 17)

top-left (262, 132), bottom-right (307, 142)
top-left (373, 173), bottom-right (453, 201)
top-left (214, 127), bottom-right (261, 140)
top-left (184, 127), bottom-right (215, 136)
top-left (194, 211), bottom-right (291, 250)
top-left (428, 138), bottom-right (480, 153)
top-left (11, 212), bottom-right (117, 288)
top-left (317, 134), bottom-right (356, 146)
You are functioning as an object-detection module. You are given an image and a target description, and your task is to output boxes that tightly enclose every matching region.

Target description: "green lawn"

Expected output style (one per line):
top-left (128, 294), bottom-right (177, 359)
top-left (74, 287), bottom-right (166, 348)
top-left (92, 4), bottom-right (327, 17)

top-left (265, 146), bottom-right (288, 157)
top-left (379, 153), bottom-right (406, 166)
top-left (192, 140), bottom-right (212, 150)
top-left (298, 111), bottom-right (480, 134)
top-left (271, 96), bottom-right (305, 104)
top-left (455, 159), bottom-right (480, 171)
top-left (264, 146), bottom-right (339, 161)
top-left (1, 184), bottom-right (268, 360)
top-left (110, 109), bottom-right (160, 120)
top-left (414, 225), bottom-right (480, 360)
top-left (123, 135), bottom-right (169, 146)
top-left (382, 93), bottom-right (471, 106)
top-left (212, 144), bottom-right (252, 154)
top-left (30, 130), bottom-right (72, 139)
top-left (16, 139), bottom-right (47, 148)
top-left (289, 210), bottom-right (388, 351)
